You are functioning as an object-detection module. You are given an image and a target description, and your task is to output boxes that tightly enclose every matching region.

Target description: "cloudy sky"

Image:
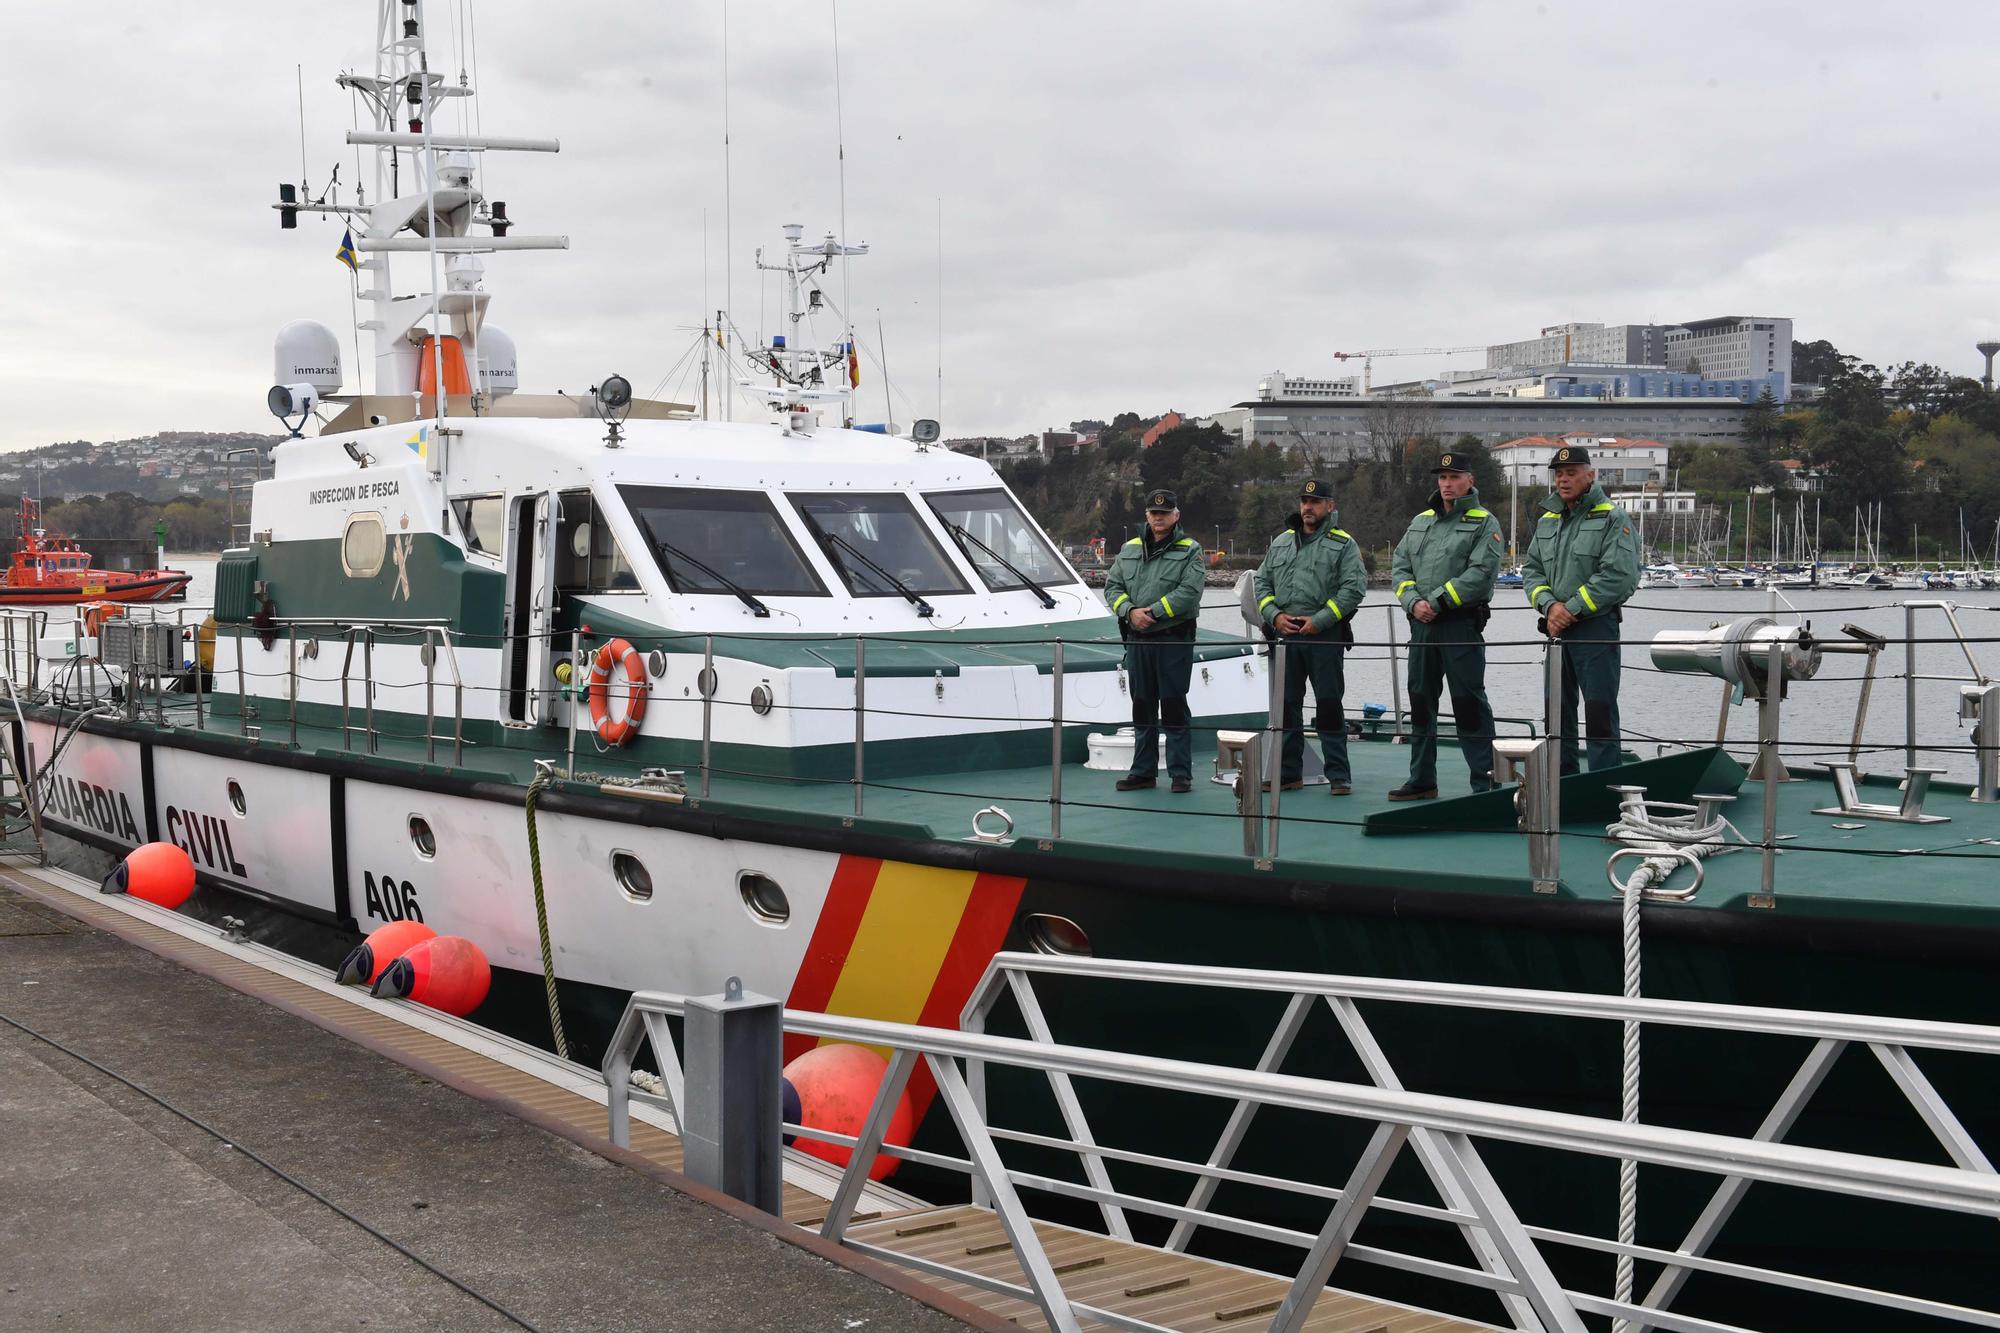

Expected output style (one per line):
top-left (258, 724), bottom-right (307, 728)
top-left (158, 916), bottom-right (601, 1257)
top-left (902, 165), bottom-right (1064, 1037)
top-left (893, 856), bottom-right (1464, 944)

top-left (2, 1), bottom-right (1994, 452)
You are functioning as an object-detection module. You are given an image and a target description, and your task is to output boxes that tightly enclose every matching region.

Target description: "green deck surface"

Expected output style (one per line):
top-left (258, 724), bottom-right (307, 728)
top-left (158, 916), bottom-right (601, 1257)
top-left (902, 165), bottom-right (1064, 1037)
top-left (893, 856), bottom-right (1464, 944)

top-left (138, 695), bottom-right (2000, 926)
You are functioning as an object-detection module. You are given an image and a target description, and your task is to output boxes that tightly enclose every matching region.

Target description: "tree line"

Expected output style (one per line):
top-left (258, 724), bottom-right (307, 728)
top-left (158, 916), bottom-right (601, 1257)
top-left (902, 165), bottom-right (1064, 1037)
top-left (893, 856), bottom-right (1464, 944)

top-left (7, 492), bottom-right (238, 552)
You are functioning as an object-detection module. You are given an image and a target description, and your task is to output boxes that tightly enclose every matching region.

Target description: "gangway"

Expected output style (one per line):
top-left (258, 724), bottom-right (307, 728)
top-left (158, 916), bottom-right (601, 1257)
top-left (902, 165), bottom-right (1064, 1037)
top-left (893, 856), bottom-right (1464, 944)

top-left (608, 953), bottom-right (2000, 1333)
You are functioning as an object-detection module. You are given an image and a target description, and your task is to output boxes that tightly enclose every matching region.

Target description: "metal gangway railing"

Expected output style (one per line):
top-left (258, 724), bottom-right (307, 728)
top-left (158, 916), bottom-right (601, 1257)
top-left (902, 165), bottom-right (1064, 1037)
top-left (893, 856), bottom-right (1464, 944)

top-left (603, 953), bottom-right (2000, 1333)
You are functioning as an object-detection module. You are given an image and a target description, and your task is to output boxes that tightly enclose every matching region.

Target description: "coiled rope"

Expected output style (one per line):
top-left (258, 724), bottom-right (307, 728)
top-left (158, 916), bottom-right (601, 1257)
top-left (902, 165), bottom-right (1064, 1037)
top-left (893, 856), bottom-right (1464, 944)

top-left (523, 768), bottom-right (569, 1061)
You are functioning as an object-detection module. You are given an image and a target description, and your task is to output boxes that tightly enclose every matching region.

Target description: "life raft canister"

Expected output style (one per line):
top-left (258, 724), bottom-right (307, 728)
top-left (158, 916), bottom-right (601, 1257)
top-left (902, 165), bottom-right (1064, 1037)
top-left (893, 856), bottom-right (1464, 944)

top-left (587, 637), bottom-right (648, 745)
top-left (82, 601), bottom-right (124, 637)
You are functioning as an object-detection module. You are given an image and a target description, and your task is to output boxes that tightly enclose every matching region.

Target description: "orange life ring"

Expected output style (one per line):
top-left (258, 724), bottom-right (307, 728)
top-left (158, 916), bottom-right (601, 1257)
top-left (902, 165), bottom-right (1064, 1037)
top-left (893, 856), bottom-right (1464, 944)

top-left (587, 638), bottom-right (648, 746)
top-left (82, 602), bottom-right (125, 636)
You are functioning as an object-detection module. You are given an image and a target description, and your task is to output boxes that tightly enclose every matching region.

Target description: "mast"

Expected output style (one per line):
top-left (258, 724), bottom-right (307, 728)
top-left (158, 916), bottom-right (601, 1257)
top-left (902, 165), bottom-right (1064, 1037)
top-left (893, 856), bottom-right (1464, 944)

top-left (750, 224), bottom-right (867, 433)
top-left (288, 1), bottom-right (566, 417)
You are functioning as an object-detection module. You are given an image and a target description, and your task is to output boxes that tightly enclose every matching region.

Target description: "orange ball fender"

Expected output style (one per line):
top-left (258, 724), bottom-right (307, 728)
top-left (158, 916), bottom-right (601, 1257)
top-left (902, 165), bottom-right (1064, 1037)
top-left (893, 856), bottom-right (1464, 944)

top-left (782, 1043), bottom-right (915, 1180)
top-left (335, 919), bottom-right (438, 986)
top-left (586, 638), bottom-right (648, 746)
top-left (99, 841), bottom-right (195, 909)
top-left (370, 935), bottom-right (491, 1017)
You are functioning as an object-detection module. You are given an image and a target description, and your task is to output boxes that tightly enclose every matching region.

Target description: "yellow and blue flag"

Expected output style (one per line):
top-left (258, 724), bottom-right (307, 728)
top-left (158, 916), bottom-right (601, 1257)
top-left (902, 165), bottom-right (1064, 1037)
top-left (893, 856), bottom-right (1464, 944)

top-left (406, 426), bottom-right (428, 460)
top-left (335, 229), bottom-right (359, 272)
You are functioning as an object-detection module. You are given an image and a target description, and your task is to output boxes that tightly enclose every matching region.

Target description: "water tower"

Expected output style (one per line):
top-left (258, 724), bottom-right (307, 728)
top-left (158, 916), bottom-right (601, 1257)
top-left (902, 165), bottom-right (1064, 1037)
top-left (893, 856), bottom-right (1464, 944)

top-left (1979, 340), bottom-right (2000, 391)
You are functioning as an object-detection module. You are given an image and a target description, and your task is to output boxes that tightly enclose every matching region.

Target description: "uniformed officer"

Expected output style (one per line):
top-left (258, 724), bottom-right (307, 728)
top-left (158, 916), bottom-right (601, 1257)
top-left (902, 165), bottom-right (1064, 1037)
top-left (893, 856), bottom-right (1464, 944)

top-left (1521, 443), bottom-right (1643, 773)
top-left (1387, 450), bottom-right (1503, 799)
top-left (1105, 489), bottom-right (1207, 793)
top-left (1252, 477), bottom-right (1366, 795)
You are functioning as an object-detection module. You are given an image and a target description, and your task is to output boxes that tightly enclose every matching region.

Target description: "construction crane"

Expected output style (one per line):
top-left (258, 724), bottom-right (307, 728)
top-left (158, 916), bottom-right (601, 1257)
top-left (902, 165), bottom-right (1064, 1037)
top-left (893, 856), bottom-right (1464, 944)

top-left (1331, 345), bottom-right (1487, 394)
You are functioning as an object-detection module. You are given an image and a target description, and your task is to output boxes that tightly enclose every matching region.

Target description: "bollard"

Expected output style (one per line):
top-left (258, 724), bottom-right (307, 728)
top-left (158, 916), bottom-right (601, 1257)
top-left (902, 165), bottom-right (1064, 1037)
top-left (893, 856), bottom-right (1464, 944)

top-left (681, 976), bottom-right (785, 1215)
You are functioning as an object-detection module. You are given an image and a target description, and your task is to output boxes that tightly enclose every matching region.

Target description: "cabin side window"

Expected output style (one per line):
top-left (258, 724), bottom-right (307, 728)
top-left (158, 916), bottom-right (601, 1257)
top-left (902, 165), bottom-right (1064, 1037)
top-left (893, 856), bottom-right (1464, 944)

top-left (341, 512), bottom-right (387, 578)
top-left (553, 490), bottom-right (639, 592)
top-left (450, 494), bottom-right (505, 556)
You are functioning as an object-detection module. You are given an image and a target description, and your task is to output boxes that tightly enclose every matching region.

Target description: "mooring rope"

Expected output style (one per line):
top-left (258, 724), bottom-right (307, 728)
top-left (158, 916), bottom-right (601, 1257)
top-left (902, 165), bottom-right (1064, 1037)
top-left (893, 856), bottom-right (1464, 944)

top-left (1614, 871), bottom-right (1641, 1331)
top-left (522, 768), bottom-right (570, 1061)
top-left (1603, 791), bottom-right (1745, 1331)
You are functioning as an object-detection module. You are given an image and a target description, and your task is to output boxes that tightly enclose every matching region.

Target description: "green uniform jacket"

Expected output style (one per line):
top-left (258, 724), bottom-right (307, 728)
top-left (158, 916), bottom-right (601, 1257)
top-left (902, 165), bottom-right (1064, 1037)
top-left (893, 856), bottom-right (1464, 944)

top-left (1253, 519), bottom-right (1366, 634)
top-left (1389, 486), bottom-right (1504, 614)
top-left (1104, 525), bottom-right (1206, 631)
top-left (1521, 481), bottom-right (1642, 620)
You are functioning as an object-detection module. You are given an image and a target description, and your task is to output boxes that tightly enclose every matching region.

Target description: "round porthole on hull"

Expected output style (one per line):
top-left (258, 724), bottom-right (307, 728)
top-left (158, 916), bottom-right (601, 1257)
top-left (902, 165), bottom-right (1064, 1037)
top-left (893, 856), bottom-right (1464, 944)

top-left (613, 851), bottom-right (653, 902)
top-left (408, 815), bottom-right (436, 860)
top-left (1024, 914), bottom-right (1090, 957)
top-left (739, 872), bottom-right (789, 924)
top-left (227, 780), bottom-right (246, 816)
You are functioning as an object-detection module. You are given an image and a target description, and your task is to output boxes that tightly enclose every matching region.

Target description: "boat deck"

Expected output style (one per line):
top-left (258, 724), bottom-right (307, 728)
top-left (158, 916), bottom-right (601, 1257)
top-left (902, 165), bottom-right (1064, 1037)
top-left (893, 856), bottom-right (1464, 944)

top-left (104, 694), bottom-right (2000, 930)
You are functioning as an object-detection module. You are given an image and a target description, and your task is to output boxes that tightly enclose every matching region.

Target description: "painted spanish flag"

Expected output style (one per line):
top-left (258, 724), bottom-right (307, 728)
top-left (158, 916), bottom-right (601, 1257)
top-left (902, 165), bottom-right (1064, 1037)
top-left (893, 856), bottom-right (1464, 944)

top-left (785, 855), bottom-right (1026, 1119)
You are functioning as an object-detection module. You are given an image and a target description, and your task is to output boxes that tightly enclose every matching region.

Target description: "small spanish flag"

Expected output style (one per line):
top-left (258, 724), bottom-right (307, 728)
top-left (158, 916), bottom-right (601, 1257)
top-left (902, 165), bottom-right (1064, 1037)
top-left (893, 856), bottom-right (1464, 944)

top-left (335, 229), bottom-right (359, 272)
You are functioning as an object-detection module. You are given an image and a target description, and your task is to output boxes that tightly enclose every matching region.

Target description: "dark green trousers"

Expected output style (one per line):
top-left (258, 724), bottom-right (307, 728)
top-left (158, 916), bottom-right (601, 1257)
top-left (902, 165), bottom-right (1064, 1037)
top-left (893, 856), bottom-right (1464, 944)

top-left (1280, 639), bottom-right (1349, 786)
top-left (1555, 616), bottom-right (1623, 774)
top-left (1405, 616), bottom-right (1494, 790)
top-left (1125, 633), bottom-right (1195, 781)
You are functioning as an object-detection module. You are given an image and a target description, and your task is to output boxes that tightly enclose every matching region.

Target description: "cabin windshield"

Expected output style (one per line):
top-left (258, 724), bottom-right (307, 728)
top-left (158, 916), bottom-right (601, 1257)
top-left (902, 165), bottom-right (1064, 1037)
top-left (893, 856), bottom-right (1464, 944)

top-left (619, 485), bottom-right (827, 597)
top-left (788, 493), bottom-right (969, 597)
top-left (925, 488), bottom-right (1074, 589)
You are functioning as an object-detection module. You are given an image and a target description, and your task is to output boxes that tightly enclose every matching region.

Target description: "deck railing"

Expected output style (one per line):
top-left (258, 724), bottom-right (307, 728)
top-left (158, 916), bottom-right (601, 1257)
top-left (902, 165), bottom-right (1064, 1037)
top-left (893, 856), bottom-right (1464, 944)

top-left (19, 593), bottom-right (2000, 895)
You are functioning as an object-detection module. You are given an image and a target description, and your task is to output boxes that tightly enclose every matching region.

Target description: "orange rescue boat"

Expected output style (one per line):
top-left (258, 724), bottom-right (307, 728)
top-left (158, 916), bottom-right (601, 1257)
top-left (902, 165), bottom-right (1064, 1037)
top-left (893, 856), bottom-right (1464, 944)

top-left (0, 498), bottom-right (191, 605)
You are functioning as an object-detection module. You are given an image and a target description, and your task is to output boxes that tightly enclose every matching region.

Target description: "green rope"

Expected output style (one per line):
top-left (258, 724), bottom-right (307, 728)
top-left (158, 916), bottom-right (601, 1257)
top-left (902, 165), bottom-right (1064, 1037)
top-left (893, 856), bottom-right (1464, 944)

top-left (523, 769), bottom-right (570, 1061)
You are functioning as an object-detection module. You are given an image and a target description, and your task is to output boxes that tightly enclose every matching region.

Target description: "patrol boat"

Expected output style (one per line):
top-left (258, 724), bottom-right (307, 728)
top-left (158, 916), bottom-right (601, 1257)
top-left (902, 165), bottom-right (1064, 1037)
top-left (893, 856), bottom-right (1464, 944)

top-left (17, 3), bottom-right (2000, 1296)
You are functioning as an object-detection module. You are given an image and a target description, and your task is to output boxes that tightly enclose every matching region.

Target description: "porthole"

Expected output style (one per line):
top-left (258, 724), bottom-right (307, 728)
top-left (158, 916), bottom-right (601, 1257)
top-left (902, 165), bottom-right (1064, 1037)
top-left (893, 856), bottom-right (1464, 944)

top-left (341, 511), bottom-right (387, 577)
top-left (1024, 913), bottom-right (1091, 957)
top-left (612, 850), bottom-right (653, 902)
top-left (749, 684), bottom-right (774, 716)
top-left (648, 649), bottom-right (667, 679)
top-left (408, 815), bottom-right (436, 860)
top-left (739, 872), bottom-right (789, 924)
top-left (696, 666), bottom-right (718, 698)
top-left (227, 780), bottom-right (246, 816)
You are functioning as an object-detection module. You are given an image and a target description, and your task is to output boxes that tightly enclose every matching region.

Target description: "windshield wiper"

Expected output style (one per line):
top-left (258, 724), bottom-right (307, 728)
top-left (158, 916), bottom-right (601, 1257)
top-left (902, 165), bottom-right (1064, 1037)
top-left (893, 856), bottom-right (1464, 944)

top-left (943, 521), bottom-right (1058, 609)
top-left (636, 515), bottom-right (770, 618)
top-left (800, 516), bottom-right (936, 618)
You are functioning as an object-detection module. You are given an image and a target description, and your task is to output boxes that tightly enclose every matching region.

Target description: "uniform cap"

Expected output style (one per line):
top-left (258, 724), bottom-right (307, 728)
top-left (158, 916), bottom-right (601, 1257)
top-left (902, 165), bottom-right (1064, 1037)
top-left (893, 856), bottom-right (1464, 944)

top-left (1431, 451), bottom-right (1474, 475)
top-left (1550, 444), bottom-right (1593, 467)
top-left (1298, 477), bottom-right (1332, 499)
top-left (1144, 489), bottom-right (1178, 511)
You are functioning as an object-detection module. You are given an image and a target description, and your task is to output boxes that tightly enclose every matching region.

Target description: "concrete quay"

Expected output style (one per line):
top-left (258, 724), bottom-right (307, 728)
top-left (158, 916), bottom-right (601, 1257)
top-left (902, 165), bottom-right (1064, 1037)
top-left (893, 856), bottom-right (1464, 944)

top-left (0, 878), bottom-right (985, 1333)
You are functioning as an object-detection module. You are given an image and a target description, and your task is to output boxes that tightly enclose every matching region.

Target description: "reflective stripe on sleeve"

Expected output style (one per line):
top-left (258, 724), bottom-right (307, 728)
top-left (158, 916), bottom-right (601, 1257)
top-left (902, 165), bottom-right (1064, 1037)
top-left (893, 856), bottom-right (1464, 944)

top-left (1160, 596), bottom-right (1174, 617)
top-left (1529, 583), bottom-right (1551, 605)
top-left (1394, 580), bottom-right (1415, 596)
top-left (1325, 600), bottom-right (1344, 620)
top-left (1445, 581), bottom-right (1462, 606)
top-left (1577, 584), bottom-right (1599, 612)
top-left (1111, 593), bottom-right (1129, 610)
top-left (1257, 594), bottom-right (1276, 610)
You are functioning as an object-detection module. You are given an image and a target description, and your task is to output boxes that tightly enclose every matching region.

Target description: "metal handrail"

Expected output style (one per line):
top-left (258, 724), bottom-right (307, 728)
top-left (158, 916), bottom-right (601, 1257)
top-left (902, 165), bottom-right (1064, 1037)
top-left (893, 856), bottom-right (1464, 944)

top-left (1905, 601), bottom-right (1993, 772)
top-left (959, 951), bottom-right (2000, 1332)
top-left (966, 951), bottom-right (2000, 1056)
top-left (607, 979), bottom-right (2000, 1333)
